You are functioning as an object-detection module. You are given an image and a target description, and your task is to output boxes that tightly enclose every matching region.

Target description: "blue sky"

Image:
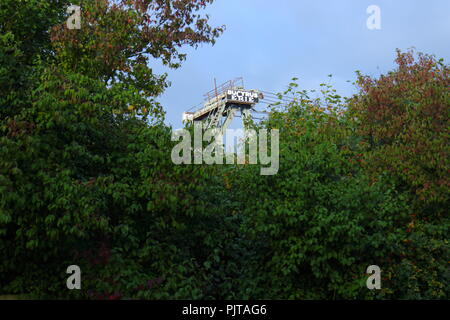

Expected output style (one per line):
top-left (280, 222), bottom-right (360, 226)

top-left (151, 0), bottom-right (450, 129)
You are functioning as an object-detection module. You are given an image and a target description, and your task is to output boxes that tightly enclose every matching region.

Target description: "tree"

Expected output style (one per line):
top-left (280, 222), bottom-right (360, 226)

top-left (0, 0), bottom-right (71, 118)
top-left (0, 0), bottom-right (228, 299)
top-left (348, 49), bottom-right (449, 208)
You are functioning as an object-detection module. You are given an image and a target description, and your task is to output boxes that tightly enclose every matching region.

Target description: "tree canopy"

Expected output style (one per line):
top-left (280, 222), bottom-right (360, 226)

top-left (0, 1), bottom-right (448, 300)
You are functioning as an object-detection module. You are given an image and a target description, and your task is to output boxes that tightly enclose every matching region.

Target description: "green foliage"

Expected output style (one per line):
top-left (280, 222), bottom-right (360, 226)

top-left (0, 0), bottom-right (71, 118)
top-left (226, 55), bottom-right (449, 299)
top-left (0, 0), bottom-right (231, 299)
top-left (349, 49), bottom-right (449, 207)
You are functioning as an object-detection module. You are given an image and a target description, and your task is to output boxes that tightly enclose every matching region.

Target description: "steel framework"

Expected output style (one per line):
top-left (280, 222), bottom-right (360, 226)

top-left (183, 78), bottom-right (263, 134)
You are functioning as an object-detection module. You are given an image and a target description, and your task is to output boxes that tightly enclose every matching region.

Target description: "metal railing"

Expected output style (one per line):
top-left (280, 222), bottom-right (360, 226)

top-left (202, 77), bottom-right (244, 102)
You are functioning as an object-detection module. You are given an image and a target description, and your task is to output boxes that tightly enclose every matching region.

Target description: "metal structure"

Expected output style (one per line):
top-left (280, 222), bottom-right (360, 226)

top-left (182, 77), bottom-right (264, 133)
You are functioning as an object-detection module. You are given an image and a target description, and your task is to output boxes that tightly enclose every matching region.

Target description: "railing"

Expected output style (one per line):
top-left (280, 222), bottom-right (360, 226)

top-left (185, 78), bottom-right (246, 117)
top-left (203, 77), bottom-right (244, 102)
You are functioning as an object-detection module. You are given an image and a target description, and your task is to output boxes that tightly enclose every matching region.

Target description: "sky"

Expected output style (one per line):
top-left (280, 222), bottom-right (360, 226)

top-left (150, 0), bottom-right (450, 129)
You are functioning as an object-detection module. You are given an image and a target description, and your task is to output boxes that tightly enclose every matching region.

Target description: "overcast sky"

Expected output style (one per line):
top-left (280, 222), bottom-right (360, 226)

top-left (151, 0), bottom-right (450, 129)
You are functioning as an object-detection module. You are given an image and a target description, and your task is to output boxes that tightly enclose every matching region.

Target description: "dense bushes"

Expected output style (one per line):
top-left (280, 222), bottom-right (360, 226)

top-left (228, 65), bottom-right (449, 298)
top-left (1, 1), bottom-right (448, 299)
top-left (0, 0), bottom-right (228, 299)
